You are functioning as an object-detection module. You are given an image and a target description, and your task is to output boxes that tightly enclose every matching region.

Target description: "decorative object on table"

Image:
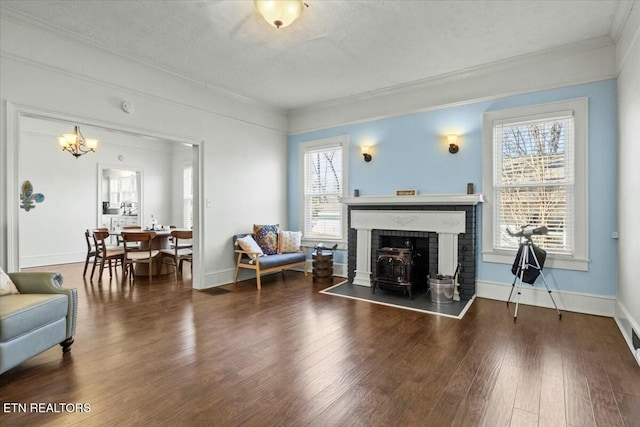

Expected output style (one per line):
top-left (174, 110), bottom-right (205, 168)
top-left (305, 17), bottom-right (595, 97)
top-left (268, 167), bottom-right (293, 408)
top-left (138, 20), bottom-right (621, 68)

top-left (150, 214), bottom-right (158, 230)
top-left (57, 125), bottom-right (98, 158)
top-left (19, 180), bottom-right (45, 212)
top-left (395, 189), bottom-right (417, 196)
top-left (466, 183), bottom-right (474, 194)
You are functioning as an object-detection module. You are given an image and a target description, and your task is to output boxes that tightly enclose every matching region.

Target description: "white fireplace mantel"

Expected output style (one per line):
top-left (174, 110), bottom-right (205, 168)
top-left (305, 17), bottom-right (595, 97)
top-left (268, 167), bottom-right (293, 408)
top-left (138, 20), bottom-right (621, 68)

top-left (341, 193), bottom-right (484, 206)
top-left (344, 194), bottom-right (483, 287)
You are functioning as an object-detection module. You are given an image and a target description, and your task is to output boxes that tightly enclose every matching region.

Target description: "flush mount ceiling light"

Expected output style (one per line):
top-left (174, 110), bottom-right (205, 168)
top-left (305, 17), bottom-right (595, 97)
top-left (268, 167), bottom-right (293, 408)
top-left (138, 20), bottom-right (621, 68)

top-left (255, 0), bottom-right (307, 28)
top-left (58, 125), bottom-right (98, 158)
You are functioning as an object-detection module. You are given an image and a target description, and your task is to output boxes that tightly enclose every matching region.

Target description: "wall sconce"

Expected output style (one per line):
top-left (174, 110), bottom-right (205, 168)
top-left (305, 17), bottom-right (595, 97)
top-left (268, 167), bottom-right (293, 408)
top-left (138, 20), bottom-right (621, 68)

top-left (361, 145), bottom-right (372, 162)
top-left (447, 134), bottom-right (459, 154)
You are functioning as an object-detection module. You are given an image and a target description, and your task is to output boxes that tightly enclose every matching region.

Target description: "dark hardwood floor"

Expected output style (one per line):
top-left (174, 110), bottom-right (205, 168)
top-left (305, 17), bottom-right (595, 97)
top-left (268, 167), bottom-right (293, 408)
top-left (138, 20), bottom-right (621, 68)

top-left (1, 263), bottom-right (639, 426)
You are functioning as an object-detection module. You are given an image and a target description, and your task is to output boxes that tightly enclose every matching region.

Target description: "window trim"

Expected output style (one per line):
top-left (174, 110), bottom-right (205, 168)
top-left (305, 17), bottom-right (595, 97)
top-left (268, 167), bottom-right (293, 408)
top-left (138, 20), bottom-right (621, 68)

top-left (298, 135), bottom-right (349, 247)
top-left (482, 98), bottom-right (589, 271)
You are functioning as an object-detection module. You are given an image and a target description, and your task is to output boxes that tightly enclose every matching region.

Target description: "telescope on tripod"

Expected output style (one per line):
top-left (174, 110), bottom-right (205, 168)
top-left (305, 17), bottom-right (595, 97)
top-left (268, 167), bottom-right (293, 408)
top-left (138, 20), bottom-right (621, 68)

top-left (506, 224), bottom-right (562, 322)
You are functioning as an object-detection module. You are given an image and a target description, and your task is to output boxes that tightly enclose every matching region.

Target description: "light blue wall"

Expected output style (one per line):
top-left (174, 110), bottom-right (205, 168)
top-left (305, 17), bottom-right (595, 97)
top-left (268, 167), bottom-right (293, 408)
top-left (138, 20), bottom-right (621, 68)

top-left (288, 79), bottom-right (618, 296)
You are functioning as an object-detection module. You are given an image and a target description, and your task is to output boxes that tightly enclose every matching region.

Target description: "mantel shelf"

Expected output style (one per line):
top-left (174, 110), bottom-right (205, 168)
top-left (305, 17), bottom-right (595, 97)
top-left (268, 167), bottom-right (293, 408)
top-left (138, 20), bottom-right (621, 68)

top-left (341, 193), bottom-right (485, 206)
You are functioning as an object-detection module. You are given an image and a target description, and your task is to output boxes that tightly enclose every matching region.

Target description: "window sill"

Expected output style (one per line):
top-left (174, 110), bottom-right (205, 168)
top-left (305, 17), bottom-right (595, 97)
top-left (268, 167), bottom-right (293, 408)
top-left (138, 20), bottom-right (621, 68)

top-left (482, 250), bottom-right (589, 272)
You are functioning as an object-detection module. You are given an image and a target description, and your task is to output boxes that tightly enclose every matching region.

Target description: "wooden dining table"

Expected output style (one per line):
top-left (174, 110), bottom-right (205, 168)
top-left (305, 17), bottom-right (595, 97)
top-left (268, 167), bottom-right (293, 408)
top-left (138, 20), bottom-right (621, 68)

top-left (115, 228), bottom-right (190, 276)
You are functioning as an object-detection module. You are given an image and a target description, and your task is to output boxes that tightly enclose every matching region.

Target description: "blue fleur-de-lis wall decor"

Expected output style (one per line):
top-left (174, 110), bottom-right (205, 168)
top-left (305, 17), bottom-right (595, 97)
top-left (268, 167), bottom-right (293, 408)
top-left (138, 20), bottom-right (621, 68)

top-left (20, 181), bottom-right (45, 212)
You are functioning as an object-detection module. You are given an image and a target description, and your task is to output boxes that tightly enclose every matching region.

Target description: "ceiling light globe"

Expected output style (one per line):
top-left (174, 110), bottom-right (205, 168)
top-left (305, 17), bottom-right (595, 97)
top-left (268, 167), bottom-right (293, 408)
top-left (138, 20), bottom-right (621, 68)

top-left (255, 0), bottom-right (304, 28)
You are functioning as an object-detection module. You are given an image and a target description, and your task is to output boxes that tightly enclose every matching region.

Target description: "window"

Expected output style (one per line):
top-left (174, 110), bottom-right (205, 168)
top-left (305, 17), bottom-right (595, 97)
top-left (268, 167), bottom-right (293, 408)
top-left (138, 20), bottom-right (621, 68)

top-left (482, 98), bottom-right (588, 271)
top-left (183, 165), bottom-right (193, 229)
top-left (299, 136), bottom-right (348, 243)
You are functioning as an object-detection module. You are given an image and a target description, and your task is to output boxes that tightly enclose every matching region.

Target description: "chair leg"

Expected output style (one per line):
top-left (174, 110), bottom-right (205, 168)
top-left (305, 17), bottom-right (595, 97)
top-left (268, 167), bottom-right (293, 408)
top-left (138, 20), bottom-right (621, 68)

top-left (98, 259), bottom-right (105, 282)
top-left (83, 254), bottom-right (91, 276)
top-left (90, 256), bottom-right (98, 280)
top-left (233, 255), bottom-right (241, 289)
top-left (256, 273), bottom-right (261, 290)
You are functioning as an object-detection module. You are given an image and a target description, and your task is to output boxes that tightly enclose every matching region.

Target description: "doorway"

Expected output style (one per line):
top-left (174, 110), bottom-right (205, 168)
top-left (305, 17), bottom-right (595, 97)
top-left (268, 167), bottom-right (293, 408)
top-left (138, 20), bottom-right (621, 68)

top-left (4, 106), bottom-right (203, 288)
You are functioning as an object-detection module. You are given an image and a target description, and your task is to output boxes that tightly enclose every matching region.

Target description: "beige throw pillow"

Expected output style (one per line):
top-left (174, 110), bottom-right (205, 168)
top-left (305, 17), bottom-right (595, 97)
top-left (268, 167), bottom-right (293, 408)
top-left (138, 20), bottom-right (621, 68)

top-left (278, 231), bottom-right (302, 253)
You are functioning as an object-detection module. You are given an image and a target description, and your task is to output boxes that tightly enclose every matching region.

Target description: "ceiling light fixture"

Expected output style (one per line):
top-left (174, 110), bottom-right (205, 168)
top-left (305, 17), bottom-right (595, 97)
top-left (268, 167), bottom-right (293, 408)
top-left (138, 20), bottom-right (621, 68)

top-left (58, 126), bottom-right (98, 158)
top-left (255, 0), bottom-right (307, 29)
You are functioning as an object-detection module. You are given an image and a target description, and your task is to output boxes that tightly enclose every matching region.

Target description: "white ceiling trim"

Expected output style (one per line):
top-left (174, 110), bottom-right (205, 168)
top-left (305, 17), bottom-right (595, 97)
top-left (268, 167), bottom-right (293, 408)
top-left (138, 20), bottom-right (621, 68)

top-left (0, 8), bottom-right (279, 111)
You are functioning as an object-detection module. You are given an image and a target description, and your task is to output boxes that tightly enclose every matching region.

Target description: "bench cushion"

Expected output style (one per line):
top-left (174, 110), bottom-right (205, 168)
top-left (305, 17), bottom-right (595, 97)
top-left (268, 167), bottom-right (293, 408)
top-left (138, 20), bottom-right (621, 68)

top-left (0, 294), bottom-right (68, 342)
top-left (240, 252), bottom-right (305, 269)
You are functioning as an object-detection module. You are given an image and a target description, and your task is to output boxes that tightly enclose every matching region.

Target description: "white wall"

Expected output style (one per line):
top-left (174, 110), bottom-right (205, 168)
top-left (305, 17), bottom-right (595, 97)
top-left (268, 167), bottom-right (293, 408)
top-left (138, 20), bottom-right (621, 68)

top-left (0, 17), bottom-right (289, 288)
top-left (615, 2), bottom-right (640, 356)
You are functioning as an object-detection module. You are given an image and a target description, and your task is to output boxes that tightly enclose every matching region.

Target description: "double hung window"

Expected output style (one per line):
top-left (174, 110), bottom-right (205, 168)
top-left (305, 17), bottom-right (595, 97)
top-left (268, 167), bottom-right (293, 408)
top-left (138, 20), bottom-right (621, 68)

top-left (482, 99), bottom-right (588, 271)
top-left (299, 136), bottom-right (348, 243)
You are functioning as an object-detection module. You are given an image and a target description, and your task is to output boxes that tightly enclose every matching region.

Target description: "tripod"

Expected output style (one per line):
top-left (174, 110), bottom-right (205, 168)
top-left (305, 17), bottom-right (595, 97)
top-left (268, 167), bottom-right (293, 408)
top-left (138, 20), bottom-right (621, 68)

top-left (507, 232), bottom-right (562, 322)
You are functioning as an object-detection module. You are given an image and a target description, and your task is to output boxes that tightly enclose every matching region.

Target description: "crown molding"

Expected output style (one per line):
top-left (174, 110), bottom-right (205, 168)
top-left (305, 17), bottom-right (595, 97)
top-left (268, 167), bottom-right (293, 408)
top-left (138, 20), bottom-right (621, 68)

top-left (0, 8), bottom-right (283, 113)
top-left (287, 36), bottom-right (617, 135)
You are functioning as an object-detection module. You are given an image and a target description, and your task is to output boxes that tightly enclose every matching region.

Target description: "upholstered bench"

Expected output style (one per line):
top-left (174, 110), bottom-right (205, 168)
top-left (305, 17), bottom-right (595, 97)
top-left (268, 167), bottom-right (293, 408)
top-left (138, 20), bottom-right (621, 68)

top-left (233, 233), bottom-right (307, 290)
top-left (0, 272), bottom-right (77, 374)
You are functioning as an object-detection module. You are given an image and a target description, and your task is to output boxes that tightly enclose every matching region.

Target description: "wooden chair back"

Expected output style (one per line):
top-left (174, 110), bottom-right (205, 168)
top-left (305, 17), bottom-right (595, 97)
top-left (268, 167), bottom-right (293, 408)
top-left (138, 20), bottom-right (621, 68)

top-left (121, 231), bottom-right (158, 281)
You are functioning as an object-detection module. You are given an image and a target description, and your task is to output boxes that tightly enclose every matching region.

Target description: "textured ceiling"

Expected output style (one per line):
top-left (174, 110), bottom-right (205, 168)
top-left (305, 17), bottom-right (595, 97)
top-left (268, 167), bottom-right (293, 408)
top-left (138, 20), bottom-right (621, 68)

top-left (0, 0), bottom-right (629, 110)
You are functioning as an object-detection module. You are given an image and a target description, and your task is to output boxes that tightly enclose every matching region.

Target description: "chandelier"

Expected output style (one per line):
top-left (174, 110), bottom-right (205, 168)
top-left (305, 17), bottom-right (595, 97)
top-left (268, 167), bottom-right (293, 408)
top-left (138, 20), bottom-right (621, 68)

top-left (57, 126), bottom-right (98, 158)
top-left (254, 0), bottom-right (306, 29)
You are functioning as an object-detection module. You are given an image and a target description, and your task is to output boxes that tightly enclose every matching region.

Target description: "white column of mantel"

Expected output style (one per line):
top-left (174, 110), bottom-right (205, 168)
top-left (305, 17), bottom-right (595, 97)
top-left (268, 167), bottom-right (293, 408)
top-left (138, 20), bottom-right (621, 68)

top-left (438, 233), bottom-right (459, 276)
top-left (353, 229), bottom-right (372, 286)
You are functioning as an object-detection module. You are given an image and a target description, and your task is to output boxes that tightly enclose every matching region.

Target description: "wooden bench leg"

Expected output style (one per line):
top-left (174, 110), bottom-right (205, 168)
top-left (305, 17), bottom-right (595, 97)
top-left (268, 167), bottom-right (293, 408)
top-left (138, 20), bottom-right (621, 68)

top-left (256, 273), bottom-right (261, 290)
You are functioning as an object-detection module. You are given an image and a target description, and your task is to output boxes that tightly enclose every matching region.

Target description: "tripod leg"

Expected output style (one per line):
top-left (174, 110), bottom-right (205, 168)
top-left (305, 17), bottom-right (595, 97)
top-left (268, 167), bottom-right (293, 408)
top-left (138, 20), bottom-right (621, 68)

top-left (513, 245), bottom-right (528, 323)
top-left (537, 270), bottom-right (562, 320)
top-left (530, 245), bottom-right (562, 320)
top-left (507, 274), bottom-right (517, 307)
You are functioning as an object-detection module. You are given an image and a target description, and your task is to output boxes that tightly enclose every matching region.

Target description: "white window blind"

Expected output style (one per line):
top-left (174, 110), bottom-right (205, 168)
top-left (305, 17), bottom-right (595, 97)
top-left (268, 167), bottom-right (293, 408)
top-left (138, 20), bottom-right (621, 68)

top-left (493, 114), bottom-right (575, 255)
top-left (183, 165), bottom-right (193, 229)
top-left (302, 144), bottom-right (343, 239)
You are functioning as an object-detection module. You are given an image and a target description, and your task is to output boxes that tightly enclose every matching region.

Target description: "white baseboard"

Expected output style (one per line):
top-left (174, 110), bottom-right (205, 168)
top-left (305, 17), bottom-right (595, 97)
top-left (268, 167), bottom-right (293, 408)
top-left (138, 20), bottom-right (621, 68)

top-left (614, 300), bottom-right (640, 367)
top-left (202, 261), bottom-right (349, 290)
top-left (476, 280), bottom-right (616, 317)
top-left (20, 252), bottom-right (85, 268)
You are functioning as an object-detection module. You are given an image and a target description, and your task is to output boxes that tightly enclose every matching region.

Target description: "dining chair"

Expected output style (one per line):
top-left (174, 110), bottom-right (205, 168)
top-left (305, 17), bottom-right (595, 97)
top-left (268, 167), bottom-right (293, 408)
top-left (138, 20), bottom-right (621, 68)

top-left (91, 230), bottom-right (125, 282)
top-left (121, 231), bottom-right (159, 283)
top-left (84, 227), bottom-right (110, 276)
top-left (117, 225), bottom-right (142, 246)
top-left (160, 230), bottom-right (193, 280)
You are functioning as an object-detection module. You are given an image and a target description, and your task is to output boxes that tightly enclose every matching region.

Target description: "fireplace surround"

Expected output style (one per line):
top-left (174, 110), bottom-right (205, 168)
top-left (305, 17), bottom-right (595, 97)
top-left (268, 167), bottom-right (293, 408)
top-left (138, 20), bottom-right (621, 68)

top-left (342, 194), bottom-right (484, 300)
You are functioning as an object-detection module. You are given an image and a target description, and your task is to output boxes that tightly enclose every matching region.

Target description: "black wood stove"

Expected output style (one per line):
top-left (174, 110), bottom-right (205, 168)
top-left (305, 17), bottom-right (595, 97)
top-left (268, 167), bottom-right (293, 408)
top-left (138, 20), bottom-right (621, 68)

top-left (372, 247), bottom-right (418, 299)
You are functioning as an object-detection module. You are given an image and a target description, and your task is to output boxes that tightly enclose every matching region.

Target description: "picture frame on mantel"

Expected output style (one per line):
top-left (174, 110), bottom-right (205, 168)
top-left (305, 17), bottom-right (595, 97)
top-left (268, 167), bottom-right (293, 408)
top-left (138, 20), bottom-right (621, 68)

top-left (395, 189), bottom-right (417, 196)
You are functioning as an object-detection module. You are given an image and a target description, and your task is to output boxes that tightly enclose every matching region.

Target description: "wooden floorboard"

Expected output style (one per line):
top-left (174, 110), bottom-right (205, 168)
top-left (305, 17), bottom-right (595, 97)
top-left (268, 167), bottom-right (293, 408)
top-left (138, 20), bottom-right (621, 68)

top-left (1, 263), bottom-right (639, 426)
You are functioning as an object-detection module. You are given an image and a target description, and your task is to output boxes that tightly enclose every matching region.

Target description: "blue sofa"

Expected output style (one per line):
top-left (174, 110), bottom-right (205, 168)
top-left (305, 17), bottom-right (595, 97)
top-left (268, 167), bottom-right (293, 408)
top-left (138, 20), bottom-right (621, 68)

top-left (233, 233), bottom-right (307, 289)
top-left (0, 272), bottom-right (77, 374)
